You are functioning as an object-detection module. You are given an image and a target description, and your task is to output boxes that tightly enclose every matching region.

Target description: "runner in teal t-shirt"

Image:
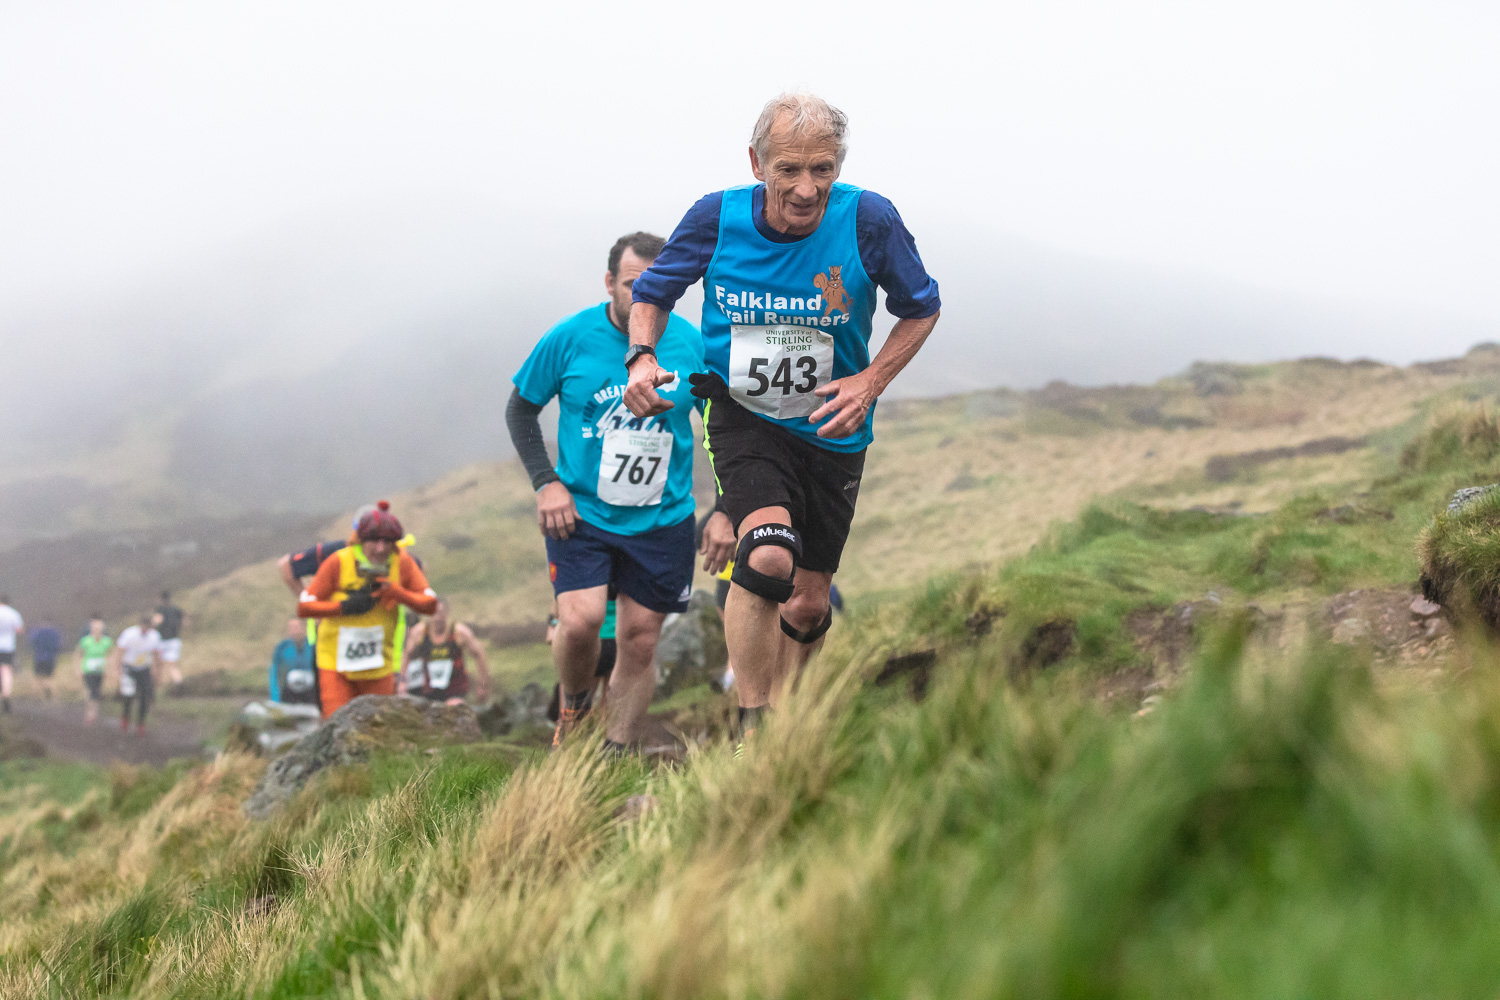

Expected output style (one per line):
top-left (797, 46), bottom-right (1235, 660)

top-left (506, 233), bottom-right (736, 752)
top-left (75, 618), bottom-right (112, 725)
top-left (514, 304), bottom-right (703, 536)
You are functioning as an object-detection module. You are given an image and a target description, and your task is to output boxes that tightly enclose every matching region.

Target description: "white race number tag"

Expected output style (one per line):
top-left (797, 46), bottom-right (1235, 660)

top-left (426, 658), bottom-right (454, 690)
top-left (404, 660), bottom-right (426, 688)
top-left (728, 324), bottom-right (834, 419)
top-left (597, 428), bottom-right (671, 507)
top-left (119, 672), bottom-right (136, 697)
top-left (286, 668), bottom-right (316, 694)
top-left (335, 625), bottom-right (385, 674)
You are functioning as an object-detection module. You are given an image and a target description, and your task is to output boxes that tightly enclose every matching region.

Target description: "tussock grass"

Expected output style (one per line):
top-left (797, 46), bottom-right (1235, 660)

top-left (15, 394), bottom-right (1500, 996)
top-left (1417, 408), bottom-right (1500, 630)
top-left (13, 616), bottom-right (1500, 997)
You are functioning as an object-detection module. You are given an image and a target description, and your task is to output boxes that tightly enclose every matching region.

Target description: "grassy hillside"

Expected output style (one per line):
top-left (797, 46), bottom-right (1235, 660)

top-left (6, 399), bottom-right (1500, 996)
top-left (151, 348), bottom-right (1494, 682)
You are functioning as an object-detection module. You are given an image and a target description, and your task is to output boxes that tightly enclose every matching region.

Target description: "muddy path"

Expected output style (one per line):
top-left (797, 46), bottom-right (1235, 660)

top-left (5, 696), bottom-right (209, 767)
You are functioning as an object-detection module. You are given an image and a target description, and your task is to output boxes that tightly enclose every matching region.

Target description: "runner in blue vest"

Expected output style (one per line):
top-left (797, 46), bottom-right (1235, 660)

top-left (508, 232), bottom-right (736, 751)
top-left (624, 93), bottom-right (941, 745)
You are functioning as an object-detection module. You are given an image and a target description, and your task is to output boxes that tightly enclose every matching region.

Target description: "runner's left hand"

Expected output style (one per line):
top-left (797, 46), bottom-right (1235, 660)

top-left (810, 370), bottom-right (878, 439)
top-left (623, 357), bottom-right (675, 418)
top-left (700, 511), bottom-right (736, 575)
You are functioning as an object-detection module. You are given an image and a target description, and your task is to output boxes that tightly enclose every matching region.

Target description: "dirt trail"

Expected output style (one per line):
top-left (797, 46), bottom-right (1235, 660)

top-left (6, 697), bottom-right (205, 766)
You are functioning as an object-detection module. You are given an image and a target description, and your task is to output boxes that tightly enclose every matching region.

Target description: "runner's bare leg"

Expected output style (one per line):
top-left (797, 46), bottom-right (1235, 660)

top-left (778, 569), bottom-right (833, 680)
top-left (724, 506), bottom-right (795, 709)
top-left (553, 586), bottom-right (608, 700)
top-left (605, 594), bottom-right (667, 745)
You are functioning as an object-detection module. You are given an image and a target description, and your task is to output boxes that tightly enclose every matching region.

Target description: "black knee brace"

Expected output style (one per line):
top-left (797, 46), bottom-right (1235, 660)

top-left (730, 523), bottom-right (801, 604)
top-left (781, 608), bottom-right (833, 644)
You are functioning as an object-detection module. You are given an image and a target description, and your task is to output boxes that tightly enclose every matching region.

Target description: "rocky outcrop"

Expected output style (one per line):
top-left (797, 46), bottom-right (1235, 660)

top-left (1446, 484), bottom-right (1498, 515)
top-left (654, 589), bottom-right (728, 697)
top-left (244, 694), bottom-right (481, 819)
top-left (474, 683), bottom-right (551, 738)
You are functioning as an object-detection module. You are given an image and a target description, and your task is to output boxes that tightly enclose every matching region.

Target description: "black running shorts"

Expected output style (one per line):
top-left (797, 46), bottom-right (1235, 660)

top-left (705, 395), bottom-right (865, 573)
top-left (33, 659), bottom-right (56, 678)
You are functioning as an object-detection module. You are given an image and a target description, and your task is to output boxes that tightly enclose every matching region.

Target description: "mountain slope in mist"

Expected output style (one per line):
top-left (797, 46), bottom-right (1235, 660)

top-left (5, 205), bottom-right (1495, 545)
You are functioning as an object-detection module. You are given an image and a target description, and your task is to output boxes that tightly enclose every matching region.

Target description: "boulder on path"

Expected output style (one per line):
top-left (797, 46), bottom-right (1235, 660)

top-left (654, 589), bottom-right (728, 697)
top-left (474, 682), bottom-right (551, 738)
top-left (244, 694), bottom-right (481, 819)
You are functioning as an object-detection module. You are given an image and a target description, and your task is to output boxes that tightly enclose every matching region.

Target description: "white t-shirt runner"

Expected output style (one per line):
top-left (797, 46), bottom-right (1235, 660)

top-left (0, 605), bottom-right (22, 653)
top-left (117, 626), bottom-right (163, 668)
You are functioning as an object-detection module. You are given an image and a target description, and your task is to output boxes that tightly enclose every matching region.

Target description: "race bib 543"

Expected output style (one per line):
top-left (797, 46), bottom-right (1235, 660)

top-left (728, 324), bottom-right (834, 419)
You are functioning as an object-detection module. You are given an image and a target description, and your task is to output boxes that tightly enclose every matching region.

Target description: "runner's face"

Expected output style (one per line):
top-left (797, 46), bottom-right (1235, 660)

top-left (90, 620), bottom-right (103, 638)
top-left (286, 620), bottom-right (303, 639)
top-left (750, 124), bottom-right (841, 235)
top-left (363, 538), bottom-right (394, 563)
top-left (605, 248), bottom-right (651, 330)
top-left (431, 606), bottom-right (449, 631)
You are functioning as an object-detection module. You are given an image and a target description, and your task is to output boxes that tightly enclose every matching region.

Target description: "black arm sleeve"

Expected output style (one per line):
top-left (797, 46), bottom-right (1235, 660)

top-left (505, 387), bottom-right (561, 490)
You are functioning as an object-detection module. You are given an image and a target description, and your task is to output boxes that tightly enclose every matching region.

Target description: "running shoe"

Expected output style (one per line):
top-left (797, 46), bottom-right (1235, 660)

top-left (551, 705), bottom-right (589, 749)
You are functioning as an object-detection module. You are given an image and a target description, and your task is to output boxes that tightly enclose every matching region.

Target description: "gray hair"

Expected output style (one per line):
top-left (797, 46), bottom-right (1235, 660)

top-left (750, 92), bottom-right (849, 167)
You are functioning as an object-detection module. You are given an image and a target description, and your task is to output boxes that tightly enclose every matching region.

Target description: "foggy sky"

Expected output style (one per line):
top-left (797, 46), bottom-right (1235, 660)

top-left (3, 0), bottom-right (1499, 375)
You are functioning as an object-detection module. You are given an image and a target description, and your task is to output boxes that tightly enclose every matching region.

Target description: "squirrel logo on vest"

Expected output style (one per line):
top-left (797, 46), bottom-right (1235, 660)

top-left (813, 266), bottom-right (851, 317)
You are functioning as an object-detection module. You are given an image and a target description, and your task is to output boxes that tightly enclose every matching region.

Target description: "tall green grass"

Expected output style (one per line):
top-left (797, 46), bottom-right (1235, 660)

top-left (7, 407), bottom-right (1500, 997)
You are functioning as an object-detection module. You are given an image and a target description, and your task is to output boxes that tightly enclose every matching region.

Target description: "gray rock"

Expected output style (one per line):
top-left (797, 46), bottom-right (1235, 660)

top-left (244, 694), bottom-right (481, 819)
top-left (1410, 596), bottom-right (1443, 618)
top-left (475, 682), bottom-right (551, 737)
top-left (654, 589), bottom-right (728, 697)
top-left (1448, 485), bottom-right (1499, 514)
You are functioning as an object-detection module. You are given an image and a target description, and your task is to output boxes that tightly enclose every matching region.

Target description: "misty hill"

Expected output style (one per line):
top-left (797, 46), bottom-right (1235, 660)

top-left (143, 346), bottom-right (1498, 682)
top-left (6, 205), bottom-right (1496, 548)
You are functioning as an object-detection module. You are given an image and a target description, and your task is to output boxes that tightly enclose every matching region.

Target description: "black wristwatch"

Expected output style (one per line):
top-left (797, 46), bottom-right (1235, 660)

top-left (624, 343), bottom-right (657, 370)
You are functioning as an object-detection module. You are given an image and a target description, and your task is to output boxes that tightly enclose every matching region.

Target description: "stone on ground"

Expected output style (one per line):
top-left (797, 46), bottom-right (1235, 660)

top-left (244, 694), bottom-right (481, 819)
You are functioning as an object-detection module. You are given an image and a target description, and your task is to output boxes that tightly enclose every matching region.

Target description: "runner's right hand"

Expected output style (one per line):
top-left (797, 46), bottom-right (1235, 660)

top-left (340, 591), bottom-right (377, 616)
top-left (623, 357), bottom-right (675, 418)
top-left (536, 481), bottom-right (578, 540)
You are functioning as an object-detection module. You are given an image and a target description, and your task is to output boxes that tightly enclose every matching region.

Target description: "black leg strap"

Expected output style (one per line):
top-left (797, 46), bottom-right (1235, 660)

top-left (780, 608), bottom-right (834, 645)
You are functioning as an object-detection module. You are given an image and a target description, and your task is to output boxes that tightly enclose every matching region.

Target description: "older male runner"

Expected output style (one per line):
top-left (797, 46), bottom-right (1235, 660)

top-left (624, 93), bottom-right (941, 741)
top-left (507, 232), bottom-right (735, 751)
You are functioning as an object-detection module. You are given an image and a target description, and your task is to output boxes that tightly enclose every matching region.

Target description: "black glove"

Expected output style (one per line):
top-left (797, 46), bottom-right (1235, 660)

top-left (688, 371), bottom-right (727, 401)
top-left (339, 591), bottom-right (377, 616)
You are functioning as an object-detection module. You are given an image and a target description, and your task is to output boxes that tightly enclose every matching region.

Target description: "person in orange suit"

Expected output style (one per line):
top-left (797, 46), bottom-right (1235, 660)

top-left (297, 501), bottom-right (438, 717)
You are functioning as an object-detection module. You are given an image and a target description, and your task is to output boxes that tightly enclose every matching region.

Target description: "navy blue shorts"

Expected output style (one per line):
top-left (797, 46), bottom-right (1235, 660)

top-left (546, 515), bottom-right (694, 614)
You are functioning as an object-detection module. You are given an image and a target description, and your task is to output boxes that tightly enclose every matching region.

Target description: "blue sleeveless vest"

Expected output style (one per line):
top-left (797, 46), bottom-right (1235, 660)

top-left (701, 182), bottom-right (876, 451)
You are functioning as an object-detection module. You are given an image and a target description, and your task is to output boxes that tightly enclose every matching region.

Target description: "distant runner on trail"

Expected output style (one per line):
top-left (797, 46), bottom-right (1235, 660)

top-left (275, 505), bottom-right (385, 599)
top-left (112, 614), bottom-right (163, 735)
top-left (507, 232), bottom-right (736, 751)
top-left (297, 502), bottom-right (438, 718)
top-left (400, 598), bottom-right (492, 706)
top-left (277, 504), bottom-right (420, 714)
top-left (624, 92), bottom-right (941, 745)
top-left (152, 591), bottom-right (186, 686)
top-left (76, 617), bottom-right (113, 725)
top-left (268, 618), bottom-right (320, 713)
top-left (0, 596), bottom-right (23, 714)
top-left (27, 623), bottom-right (63, 701)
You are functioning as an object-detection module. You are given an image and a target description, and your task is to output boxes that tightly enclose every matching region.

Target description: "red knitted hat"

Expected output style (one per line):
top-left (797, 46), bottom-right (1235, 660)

top-left (356, 500), bottom-right (404, 542)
